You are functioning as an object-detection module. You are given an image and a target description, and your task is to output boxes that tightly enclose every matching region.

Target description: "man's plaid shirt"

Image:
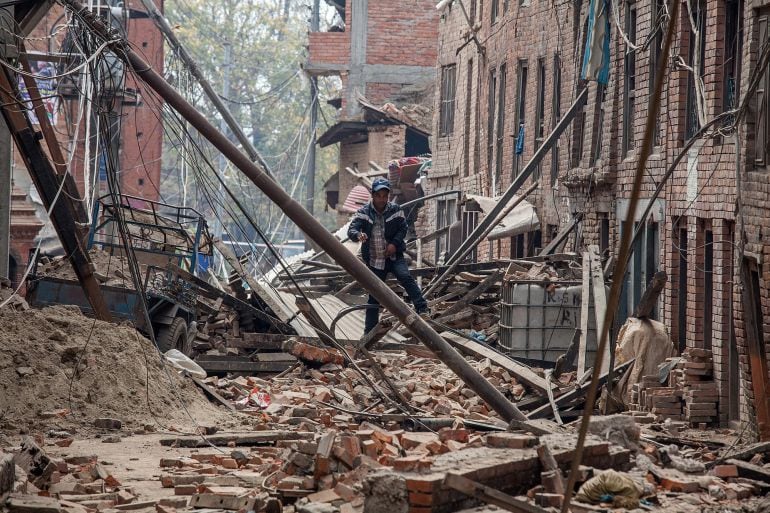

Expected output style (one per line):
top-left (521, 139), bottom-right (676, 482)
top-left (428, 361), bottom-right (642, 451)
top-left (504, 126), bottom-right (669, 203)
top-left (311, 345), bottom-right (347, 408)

top-left (369, 211), bottom-right (388, 270)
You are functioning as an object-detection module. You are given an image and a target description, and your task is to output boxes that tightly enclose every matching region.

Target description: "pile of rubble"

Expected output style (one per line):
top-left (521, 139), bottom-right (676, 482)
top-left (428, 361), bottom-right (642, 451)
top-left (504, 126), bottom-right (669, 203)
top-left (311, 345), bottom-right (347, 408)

top-left (0, 280), bottom-right (28, 311)
top-left (35, 249), bottom-right (139, 289)
top-left (630, 348), bottom-right (720, 427)
top-left (0, 305), bottom-right (229, 434)
top-left (1, 437), bottom-right (144, 513)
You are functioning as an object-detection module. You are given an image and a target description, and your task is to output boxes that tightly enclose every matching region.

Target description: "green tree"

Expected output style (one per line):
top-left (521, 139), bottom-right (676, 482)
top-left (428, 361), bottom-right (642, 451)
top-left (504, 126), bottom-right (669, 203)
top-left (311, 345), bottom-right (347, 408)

top-left (159, 0), bottom-right (339, 246)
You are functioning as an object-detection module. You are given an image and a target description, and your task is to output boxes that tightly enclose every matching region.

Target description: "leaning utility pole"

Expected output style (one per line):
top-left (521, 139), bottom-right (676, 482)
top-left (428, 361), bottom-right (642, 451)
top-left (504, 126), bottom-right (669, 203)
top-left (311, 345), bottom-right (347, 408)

top-left (305, 0), bottom-right (319, 217)
top-left (0, 6), bottom-right (13, 280)
top-left (63, 0), bottom-right (528, 424)
top-left (304, 0), bottom-right (319, 248)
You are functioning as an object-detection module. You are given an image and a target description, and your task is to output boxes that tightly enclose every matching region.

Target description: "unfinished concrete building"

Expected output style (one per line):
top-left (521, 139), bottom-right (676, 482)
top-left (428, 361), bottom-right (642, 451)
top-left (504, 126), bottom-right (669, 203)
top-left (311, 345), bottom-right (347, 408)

top-left (307, 0), bottom-right (439, 228)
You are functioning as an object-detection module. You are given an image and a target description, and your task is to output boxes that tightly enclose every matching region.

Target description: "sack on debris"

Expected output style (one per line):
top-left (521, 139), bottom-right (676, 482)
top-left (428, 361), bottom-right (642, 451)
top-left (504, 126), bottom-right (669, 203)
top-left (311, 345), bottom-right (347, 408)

top-left (164, 349), bottom-right (206, 379)
top-left (614, 318), bottom-right (677, 404)
top-left (575, 469), bottom-right (643, 509)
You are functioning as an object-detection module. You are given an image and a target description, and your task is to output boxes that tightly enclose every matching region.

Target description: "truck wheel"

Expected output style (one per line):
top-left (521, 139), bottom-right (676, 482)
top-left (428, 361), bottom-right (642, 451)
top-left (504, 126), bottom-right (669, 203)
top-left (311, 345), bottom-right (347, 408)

top-left (156, 318), bottom-right (190, 355)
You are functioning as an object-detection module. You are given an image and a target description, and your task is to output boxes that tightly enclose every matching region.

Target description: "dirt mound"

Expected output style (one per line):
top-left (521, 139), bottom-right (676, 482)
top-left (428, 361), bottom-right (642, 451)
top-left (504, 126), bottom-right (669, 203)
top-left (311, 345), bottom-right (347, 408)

top-left (0, 305), bottom-right (234, 434)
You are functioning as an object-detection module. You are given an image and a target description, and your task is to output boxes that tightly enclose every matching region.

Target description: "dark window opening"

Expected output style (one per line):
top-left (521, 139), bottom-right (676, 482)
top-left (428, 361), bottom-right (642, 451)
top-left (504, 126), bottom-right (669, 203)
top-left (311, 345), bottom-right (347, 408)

top-left (491, 0), bottom-right (499, 23)
top-left (677, 225), bottom-right (688, 352)
top-left (439, 64), bottom-right (457, 136)
top-left (487, 68), bottom-right (497, 184)
top-left (650, 0), bottom-right (664, 146)
top-left (592, 84), bottom-right (607, 165)
top-left (514, 60), bottom-right (528, 177)
top-left (623, 3), bottom-right (637, 156)
top-left (755, 12), bottom-right (770, 165)
top-left (685, 0), bottom-right (707, 140)
top-left (551, 54), bottom-right (562, 185)
top-left (462, 209), bottom-right (480, 262)
top-left (600, 213), bottom-right (610, 253)
top-left (722, 0), bottom-right (743, 125)
top-left (464, 59), bottom-right (474, 176)
top-left (704, 228), bottom-right (713, 349)
top-left (495, 63), bottom-right (507, 188)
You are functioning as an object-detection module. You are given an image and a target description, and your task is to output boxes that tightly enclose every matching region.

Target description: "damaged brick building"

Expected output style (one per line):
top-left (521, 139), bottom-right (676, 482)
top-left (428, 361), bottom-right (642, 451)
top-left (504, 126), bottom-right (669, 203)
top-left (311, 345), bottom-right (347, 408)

top-left (425, 0), bottom-right (763, 434)
top-left (306, 0), bottom-right (438, 227)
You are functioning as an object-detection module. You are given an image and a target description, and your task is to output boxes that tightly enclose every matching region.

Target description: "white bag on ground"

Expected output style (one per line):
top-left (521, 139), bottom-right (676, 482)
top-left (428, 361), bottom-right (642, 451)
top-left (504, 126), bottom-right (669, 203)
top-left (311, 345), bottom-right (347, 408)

top-left (164, 349), bottom-right (207, 379)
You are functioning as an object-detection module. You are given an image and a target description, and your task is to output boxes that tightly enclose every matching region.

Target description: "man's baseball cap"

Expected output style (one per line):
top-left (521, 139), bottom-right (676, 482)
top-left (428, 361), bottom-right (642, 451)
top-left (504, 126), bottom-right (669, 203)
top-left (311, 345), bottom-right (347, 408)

top-left (371, 178), bottom-right (392, 192)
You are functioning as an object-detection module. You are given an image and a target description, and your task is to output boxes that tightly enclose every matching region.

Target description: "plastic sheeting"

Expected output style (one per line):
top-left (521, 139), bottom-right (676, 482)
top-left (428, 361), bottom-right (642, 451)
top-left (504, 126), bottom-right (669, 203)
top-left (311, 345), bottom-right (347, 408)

top-left (465, 194), bottom-right (540, 240)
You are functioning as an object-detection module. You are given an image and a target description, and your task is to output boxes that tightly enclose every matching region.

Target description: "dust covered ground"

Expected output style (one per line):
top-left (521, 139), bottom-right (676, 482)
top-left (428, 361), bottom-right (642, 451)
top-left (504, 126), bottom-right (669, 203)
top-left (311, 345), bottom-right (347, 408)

top-left (0, 305), bottom-right (244, 435)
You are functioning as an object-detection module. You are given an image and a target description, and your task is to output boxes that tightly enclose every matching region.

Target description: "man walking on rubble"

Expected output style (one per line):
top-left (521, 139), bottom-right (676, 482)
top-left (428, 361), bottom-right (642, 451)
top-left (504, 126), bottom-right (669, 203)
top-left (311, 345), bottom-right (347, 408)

top-left (348, 178), bottom-right (429, 335)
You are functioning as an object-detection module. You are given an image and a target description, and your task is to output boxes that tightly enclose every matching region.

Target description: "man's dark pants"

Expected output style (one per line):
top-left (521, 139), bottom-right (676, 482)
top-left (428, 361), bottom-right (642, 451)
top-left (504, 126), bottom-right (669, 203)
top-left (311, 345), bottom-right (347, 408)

top-left (364, 258), bottom-right (427, 334)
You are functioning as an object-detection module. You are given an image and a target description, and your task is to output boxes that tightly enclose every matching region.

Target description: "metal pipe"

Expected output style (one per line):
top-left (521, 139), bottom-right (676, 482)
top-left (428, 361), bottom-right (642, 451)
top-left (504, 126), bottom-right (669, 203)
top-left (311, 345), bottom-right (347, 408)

top-left (63, 0), bottom-right (527, 423)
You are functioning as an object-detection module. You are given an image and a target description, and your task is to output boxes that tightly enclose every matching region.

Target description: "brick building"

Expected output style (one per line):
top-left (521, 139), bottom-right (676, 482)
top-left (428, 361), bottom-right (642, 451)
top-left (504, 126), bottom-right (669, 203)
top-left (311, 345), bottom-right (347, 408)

top-left (6, 1), bottom-right (164, 282)
top-left (429, 0), bottom-right (755, 431)
top-left (307, 0), bottom-right (439, 228)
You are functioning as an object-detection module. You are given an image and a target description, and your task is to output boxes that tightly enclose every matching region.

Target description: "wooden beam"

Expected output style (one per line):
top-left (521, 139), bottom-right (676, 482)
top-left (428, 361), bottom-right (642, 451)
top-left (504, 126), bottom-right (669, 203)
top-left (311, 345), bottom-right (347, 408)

top-left (632, 271), bottom-right (667, 318)
top-left (740, 258), bottom-right (770, 441)
top-left (190, 376), bottom-right (236, 411)
top-left (539, 215), bottom-right (582, 256)
top-left (526, 359), bottom-right (634, 419)
top-left (159, 431), bottom-right (314, 447)
top-left (0, 59), bottom-right (110, 321)
top-left (444, 473), bottom-right (549, 513)
top-left (435, 270), bottom-right (503, 320)
top-left (193, 356), bottom-right (294, 374)
top-left (577, 251), bottom-right (590, 379)
top-left (587, 245), bottom-right (609, 374)
top-left (441, 332), bottom-right (551, 395)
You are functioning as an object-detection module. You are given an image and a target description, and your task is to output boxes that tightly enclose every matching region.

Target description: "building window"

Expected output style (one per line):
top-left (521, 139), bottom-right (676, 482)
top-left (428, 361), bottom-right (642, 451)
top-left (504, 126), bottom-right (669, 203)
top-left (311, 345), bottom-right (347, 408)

top-left (462, 209), bottom-right (480, 262)
top-left (495, 63), bottom-right (507, 189)
top-left (599, 212), bottom-right (610, 253)
top-left (435, 199), bottom-right (457, 261)
top-left (723, 0), bottom-right (743, 118)
top-left (487, 68), bottom-right (497, 186)
top-left (535, 58), bottom-right (546, 146)
top-left (513, 59), bottom-right (528, 177)
top-left (703, 226), bottom-right (713, 349)
top-left (685, 0), bottom-right (706, 140)
top-left (755, 12), bottom-right (770, 165)
top-left (511, 234), bottom-right (525, 258)
top-left (551, 54), bottom-right (561, 185)
top-left (439, 64), bottom-right (457, 137)
top-left (676, 223), bottom-right (688, 352)
top-left (470, 0), bottom-right (477, 23)
top-left (650, 0), bottom-right (664, 146)
top-left (463, 59), bottom-right (474, 177)
top-left (591, 84), bottom-right (606, 165)
top-left (491, 0), bottom-right (499, 24)
top-left (623, 2), bottom-right (637, 156)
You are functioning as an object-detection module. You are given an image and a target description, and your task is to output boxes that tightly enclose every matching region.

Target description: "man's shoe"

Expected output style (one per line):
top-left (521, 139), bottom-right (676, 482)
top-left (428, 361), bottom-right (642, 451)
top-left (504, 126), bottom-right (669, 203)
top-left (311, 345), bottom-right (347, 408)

top-left (417, 307), bottom-right (431, 319)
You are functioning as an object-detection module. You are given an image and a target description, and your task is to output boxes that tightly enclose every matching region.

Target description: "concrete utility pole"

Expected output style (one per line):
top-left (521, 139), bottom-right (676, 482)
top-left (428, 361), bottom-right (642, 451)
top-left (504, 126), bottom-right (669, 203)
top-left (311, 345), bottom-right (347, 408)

top-left (211, 41), bottom-right (231, 251)
top-left (64, 0), bottom-right (527, 423)
top-left (305, 0), bottom-right (319, 248)
top-left (0, 7), bottom-right (14, 280)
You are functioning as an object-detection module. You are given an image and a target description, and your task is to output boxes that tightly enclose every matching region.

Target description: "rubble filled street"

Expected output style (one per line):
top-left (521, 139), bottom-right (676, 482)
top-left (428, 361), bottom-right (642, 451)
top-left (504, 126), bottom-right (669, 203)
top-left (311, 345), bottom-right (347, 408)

top-left (3, 0), bottom-right (770, 511)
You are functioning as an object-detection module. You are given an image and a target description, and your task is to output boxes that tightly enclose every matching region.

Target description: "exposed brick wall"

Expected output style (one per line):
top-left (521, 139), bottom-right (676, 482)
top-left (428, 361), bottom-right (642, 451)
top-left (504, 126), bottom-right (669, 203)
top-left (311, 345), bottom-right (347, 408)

top-left (432, 0), bottom-right (751, 430)
top-left (365, 0), bottom-right (438, 67)
top-left (308, 32), bottom-right (351, 67)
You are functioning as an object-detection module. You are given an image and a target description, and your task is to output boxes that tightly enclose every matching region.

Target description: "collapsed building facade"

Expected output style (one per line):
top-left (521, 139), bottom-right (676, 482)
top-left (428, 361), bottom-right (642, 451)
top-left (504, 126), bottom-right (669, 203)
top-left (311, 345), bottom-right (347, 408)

top-left (426, 0), bottom-right (755, 432)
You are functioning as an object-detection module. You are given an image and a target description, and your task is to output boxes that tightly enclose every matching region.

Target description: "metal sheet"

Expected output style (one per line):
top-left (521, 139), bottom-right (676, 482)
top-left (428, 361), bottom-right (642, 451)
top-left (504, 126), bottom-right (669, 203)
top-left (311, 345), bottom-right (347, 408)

top-left (465, 194), bottom-right (540, 240)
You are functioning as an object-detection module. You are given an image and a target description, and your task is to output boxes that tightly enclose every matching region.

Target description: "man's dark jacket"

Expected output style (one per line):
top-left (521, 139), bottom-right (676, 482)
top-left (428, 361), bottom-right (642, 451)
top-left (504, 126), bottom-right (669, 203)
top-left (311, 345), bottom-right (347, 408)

top-left (347, 202), bottom-right (408, 264)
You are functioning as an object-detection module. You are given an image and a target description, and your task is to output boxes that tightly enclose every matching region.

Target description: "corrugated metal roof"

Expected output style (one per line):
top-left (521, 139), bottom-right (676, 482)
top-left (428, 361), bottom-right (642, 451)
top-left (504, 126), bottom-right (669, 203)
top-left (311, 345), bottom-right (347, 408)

top-left (341, 185), bottom-right (370, 213)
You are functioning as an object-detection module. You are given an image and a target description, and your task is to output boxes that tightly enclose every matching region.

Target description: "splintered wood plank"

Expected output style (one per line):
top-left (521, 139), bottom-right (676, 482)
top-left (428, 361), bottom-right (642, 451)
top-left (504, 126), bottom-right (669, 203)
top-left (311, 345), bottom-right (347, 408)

top-left (577, 251), bottom-right (590, 379)
top-left (587, 245), bottom-right (609, 374)
top-left (441, 332), bottom-right (550, 394)
top-left (159, 431), bottom-right (314, 447)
